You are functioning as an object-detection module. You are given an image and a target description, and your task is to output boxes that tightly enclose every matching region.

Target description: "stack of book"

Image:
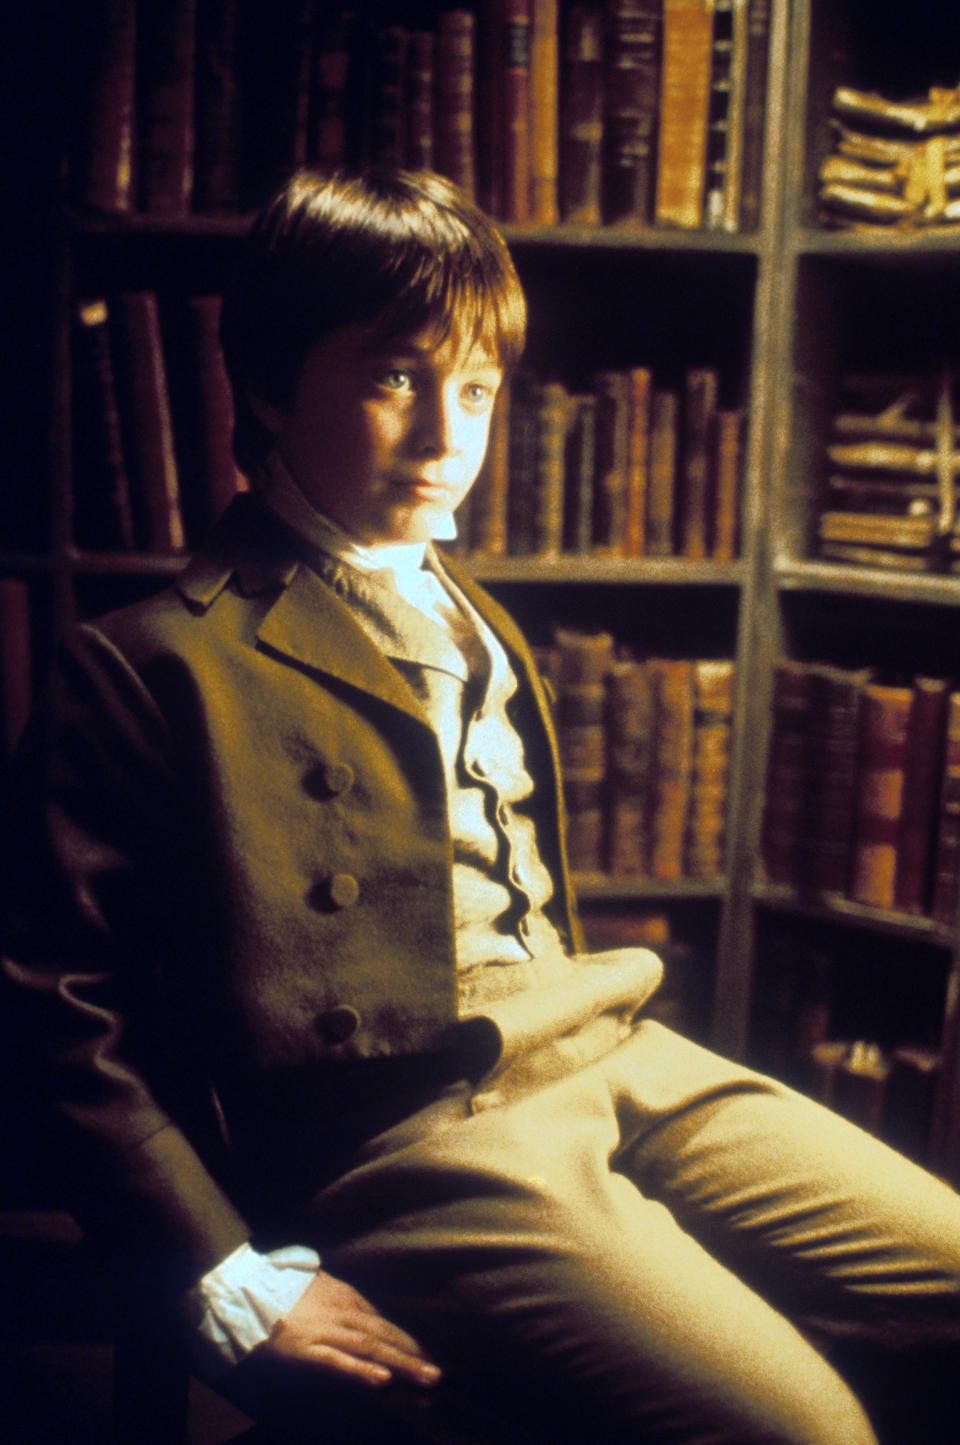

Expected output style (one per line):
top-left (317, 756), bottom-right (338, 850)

top-left (817, 372), bottom-right (960, 574)
top-left (541, 626), bottom-right (736, 879)
top-left (71, 291), bottom-right (246, 555)
top-left (456, 365), bottom-right (744, 561)
top-left (71, 0), bottom-right (770, 232)
top-left (819, 81), bottom-right (960, 230)
top-left (761, 659), bottom-right (960, 926)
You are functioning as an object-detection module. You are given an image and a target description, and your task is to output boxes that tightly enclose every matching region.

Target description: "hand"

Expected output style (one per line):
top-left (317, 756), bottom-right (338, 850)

top-left (260, 1268), bottom-right (442, 1389)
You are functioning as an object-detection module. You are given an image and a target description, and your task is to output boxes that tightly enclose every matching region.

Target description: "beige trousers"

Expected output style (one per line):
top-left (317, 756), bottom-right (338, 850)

top-left (301, 1013), bottom-right (960, 1445)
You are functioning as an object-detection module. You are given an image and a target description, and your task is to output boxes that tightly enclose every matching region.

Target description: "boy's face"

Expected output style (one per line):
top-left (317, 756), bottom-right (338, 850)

top-left (260, 321), bottom-right (503, 546)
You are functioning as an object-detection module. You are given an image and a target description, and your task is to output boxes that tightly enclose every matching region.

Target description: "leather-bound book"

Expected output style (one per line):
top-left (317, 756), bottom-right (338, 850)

top-left (655, 0), bottom-right (716, 229)
top-left (194, 0), bottom-right (242, 212)
top-left (371, 25), bottom-right (409, 168)
top-left (646, 388), bottom-right (679, 556)
top-left (932, 693), bottom-right (960, 926)
top-left (529, 0), bottom-right (559, 224)
top-left (760, 660), bottom-right (813, 888)
top-left (436, 9), bottom-right (477, 201)
top-left (799, 664), bottom-right (871, 895)
top-left (531, 382), bottom-right (571, 556)
top-left (680, 367), bottom-right (719, 558)
top-left (112, 293), bottom-right (186, 554)
top-left (469, 385), bottom-right (511, 557)
top-left (506, 372), bottom-right (540, 555)
top-left (559, 3), bottom-right (603, 225)
top-left (601, 0), bottom-right (662, 226)
top-left (604, 657), bottom-right (654, 876)
top-left (592, 370), bottom-right (631, 554)
top-left (405, 30), bottom-right (436, 171)
top-left (72, 0), bottom-right (137, 214)
top-left (309, 9), bottom-right (356, 171)
top-left (894, 676), bottom-right (950, 915)
top-left (563, 394), bottom-right (598, 553)
top-left (625, 367), bottom-right (652, 556)
top-left (711, 406), bottom-right (744, 559)
top-left (71, 298), bottom-right (136, 552)
top-left (738, 0), bottom-right (770, 231)
top-left (685, 658), bottom-right (735, 878)
top-left (0, 579), bottom-right (33, 762)
top-left (848, 682), bottom-right (913, 910)
top-left (647, 657), bottom-right (696, 879)
top-left (555, 627), bottom-right (615, 875)
top-left (496, 0), bottom-right (533, 222)
top-left (137, 0), bottom-right (196, 216)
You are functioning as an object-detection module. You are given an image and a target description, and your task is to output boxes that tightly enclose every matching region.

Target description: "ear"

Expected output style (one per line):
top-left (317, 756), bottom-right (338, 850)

top-left (247, 391), bottom-right (285, 436)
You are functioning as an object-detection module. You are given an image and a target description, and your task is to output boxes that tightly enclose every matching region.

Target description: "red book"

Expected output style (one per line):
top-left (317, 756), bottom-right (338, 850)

top-left (137, 0), bottom-right (196, 217)
top-left (194, 0), bottom-right (242, 212)
top-left (371, 25), bottom-right (409, 168)
top-left (559, 3), bottom-right (603, 225)
top-left (309, 9), bottom-right (355, 171)
top-left (893, 676), bottom-right (950, 915)
top-left (73, 0), bottom-right (137, 214)
top-left (405, 30), bottom-right (436, 171)
top-left (436, 10), bottom-right (477, 201)
top-left (602, 0), bottom-right (662, 226)
top-left (932, 693), bottom-right (960, 926)
top-left (848, 682), bottom-right (913, 910)
top-left (0, 579), bottom-right (32, 760)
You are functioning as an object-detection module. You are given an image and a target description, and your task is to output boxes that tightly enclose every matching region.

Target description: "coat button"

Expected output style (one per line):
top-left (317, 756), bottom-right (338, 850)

top-left (329, 872), bottom-right (360, 907)
top-left (324, 762), bottom-right (354, 794)
top-left (316, 1004), bottom-right (361, 1044)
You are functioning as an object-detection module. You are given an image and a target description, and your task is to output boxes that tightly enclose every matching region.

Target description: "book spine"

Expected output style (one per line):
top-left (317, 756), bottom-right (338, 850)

top-left (601, 0), bottom-right (662, 226)
top-left (592, 370), bottom-right (631, 554)
top-left (604, 657), bottom-right (653, 876)
top-left (113, 292), bottom-right (186, 554)
top-left (436, 10), bottom-right (477, 201)
top-left (648, 658), bottom-right (696, 879)
top-left (931, 692), bottom-right (960, 925)
top-left (703, 0), bottom-right (734, 229)
top-left (371, 26), bottom-right (409, 169)
top-left (720, 0), bottom-right (749, 231)
top-left (624, 368), bottom-right (652, 556)
top-left (71, 298), bottom-right (136, 552)
top-left (802, 666), bottom-right (870, 895)
top-left (506, 373), bottom-right (540, 555)
top-left (893, 676), bottom-right (950, 914)
top-left (680, 367), bottom-right (719, 558)
top-left (738, 0), bottom-right (770, 231)
top-left (469, 385), bottom-right (511, 557)
top-left (498, 0), bottom-right (533, 222)
top-left (193, 0), bottom-right (242, 212)
top-left (562, 394), bottom-right (597, 553)
top-left (532, 382), bottom-right (571, 555)
top-left (685, 659), bottom-right (735, 877)
top-left (646, 388), bottom-right (679, 556)
top-left (848, 682), bottom-right (913, 909)
top-left (405, 30), bottom-right (436, 171)
top-left (309, 11), bottom-right (354, 170)
top-left (0, 579), bottom-right (33, 761)
top-left (137, 0), bottom-right (196, 217)
top-left (73, 0), bottom-right (137, 214)
top-left (711, 407), bottom-right (743, 559)
top-left (529, 0), bottom-right (559, 224)
top-left (760, 660), bottom-right (813, 888)
top-left (655, 0), bottom-right (716, 229)
top-left (555, 628), bottom-right (616, 874)
top-left (559, 3), bottom-right (604, 225)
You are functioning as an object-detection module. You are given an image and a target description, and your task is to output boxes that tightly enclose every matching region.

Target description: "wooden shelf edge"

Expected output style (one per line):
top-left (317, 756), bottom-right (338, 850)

top-left (575, 875), bottom-right (726, 902)
top-left (753, 882), bottom-right (956, 947)
top-left (773, 558), bottom-right (960, 608)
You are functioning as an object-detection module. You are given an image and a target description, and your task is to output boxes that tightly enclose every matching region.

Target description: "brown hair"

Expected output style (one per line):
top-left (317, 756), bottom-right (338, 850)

top-left (219, 167), bottom-right (527, 481)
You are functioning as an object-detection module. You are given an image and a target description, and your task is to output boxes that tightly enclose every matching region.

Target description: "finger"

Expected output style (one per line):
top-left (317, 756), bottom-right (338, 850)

top-left (338, 1324), bottom-right (443, 1386)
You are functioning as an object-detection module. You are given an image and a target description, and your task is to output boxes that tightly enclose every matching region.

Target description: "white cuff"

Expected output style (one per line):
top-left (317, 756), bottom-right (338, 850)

top-left (188, 1241), bottom-right (320, 1370)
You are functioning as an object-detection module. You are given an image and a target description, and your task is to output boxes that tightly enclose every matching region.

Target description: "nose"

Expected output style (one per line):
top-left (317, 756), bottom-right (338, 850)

top-left (413, 382), bottom-right (460, 459)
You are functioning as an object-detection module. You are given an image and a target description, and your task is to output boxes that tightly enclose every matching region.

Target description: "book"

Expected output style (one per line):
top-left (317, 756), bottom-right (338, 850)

top-left (562, 394), bottom-right (598, 553)
top-left (71, 298), bottom-right (136, 552)
top-left (554, 627), bottom-right (615, 874)
top-left (604, 657), bottom-right (654, 875)
top-left (308, 8), bottom-right (356, 171)
top-left (592, 370), bottom-right (631, 553)
top-left (646, 389), bottom-right (679, 556)
top-left (799, 664), bottom-right (871, 895)
top-left (931, 693), bottom-right (960, 925)
top-left (496, 0), bottom-right (533, 222)
top-left (647, 658), bottom-right (696, 879)
top-left (704, 0), bottom-right (735, 230)
top-left (531, 382), bottom-right (571, 555)
top-left (719, 0), bottom-right (749, 231)
top-left (559, 3), bottom-right (604, 225)
top-left (112, 293), bottom-right (186, 554)
top-left (655, 0), bottom-right (716, 229)
top-left (834, 1040), bottom-right (891, 1135)
top-left (72, 0), bottom-right (137, 214)
top-left (893, 676), bottom-right (950, 915)
top-left (136, 0), bottom-right (196, 216)
top-left (436, 9), bottom-right (477, 201)
top-left (370, 25), bottom-right (409, 168)
top-left (737, 0), bottom-right (770, 231)
top-left (469, 385), bottom-right (511, 557)
top-left (601, 0), bottom-right (662, 227)
top-left (624, 368), bottom-right (653, 556)
top-left (193, 0), bottom-right (242, 212)
top-left (405, 29), bottom-right (436, 171)
top-left (760, 660), bottom-right (814, 888)
top-left (529, 0), bottom-right (559, 225)
top-left (848, 681), bottom-right (913, 910)
top-left (685, 659), bottom-right (735, 878)
top-left (680, 367), bottom-right (719, 558)
top-left (711, 407), bottom-right (744, 560)
top-left (506, 372), bottom-right (541, 555)
top-left (0, 579), bottom-right (32, 761)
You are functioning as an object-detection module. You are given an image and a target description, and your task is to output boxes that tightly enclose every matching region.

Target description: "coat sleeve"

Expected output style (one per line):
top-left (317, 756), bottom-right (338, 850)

top-left (1, 623), bottom-right (251, 1282)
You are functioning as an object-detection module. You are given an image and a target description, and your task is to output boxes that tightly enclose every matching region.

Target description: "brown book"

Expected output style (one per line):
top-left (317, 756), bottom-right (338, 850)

top-left (137, 0), bottom-right (196, 217)
top-left (592, 370), bottom-right (631, 554)
top-left (309, 9), bottom-right (355, 170)
top-left (555, 628), bottom-right (615, 874)
top-left (703, 0), bottom-right (735, 228)
top-left (405, 30), bottom-right (436, 171)
top-left (720, 0), bottom-right (749, 231)
top-left (604, 657), bottom-right (654, 875)
top-left (562, 394), bottom-right (597, 553)
top-left (193, 0), bottom-right (242, 212)
top-left (648, 658), bottom-right (696, 879)
top-left (738, 0), bottom-right (770, 230)
top-left (436, 10), bottom-right (477, 201)
top-left (601, 0), bottom-right (662, 226)
top-left (647, 388), bottom-right (679, 556)
top-left (532, 382), bottom-right (571, 556)
top-left (559, 3), bottom-right (604, 225)
top-left (711, 407), bottom-right (744, 559)
top-left (529, 0), bottom-right (559, 224)
top-left (72, 0), bottom-right (137, 214)
top-left (680, 368), bottom-right (719, 558)
top-left (760, 660), bottom-right (814, 888)
top-left (655, 0), bottom-right (716, 229)
top-left (624, 368), bottom-right (652, 556)
top-left (0, 579), bottom-right (32, 761)
top-left (931, 692), bottom-right (960, 925)
top-left (506, 372), bottom-right (540, 555)
top-left (799, 664), bottom-right (872, 895)
top-left (113, 293), bottom-right (186, 554)
top-left (893, 677), bottom-right (950, 915)
top-left (497, 0), bottom-right (533, 222)
top-left (71, 298), bottom-right (136, 552)
top-left (685, 659), bottom-right (735, 878)
top-left (370, 26), bottom-right (409, 168)
top-left (848, 682), bottom-right (913, 910)
top-left (469, 385), bottom-right (511, 557)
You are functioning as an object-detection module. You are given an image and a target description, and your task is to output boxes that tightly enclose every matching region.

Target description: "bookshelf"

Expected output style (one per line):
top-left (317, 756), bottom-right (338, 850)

top-left (2, 0), bottom-right (959, 1188)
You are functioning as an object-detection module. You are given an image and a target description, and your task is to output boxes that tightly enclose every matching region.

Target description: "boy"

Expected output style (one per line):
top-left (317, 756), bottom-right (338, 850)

top-left (3, 168), bottom-right (960, 1444)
